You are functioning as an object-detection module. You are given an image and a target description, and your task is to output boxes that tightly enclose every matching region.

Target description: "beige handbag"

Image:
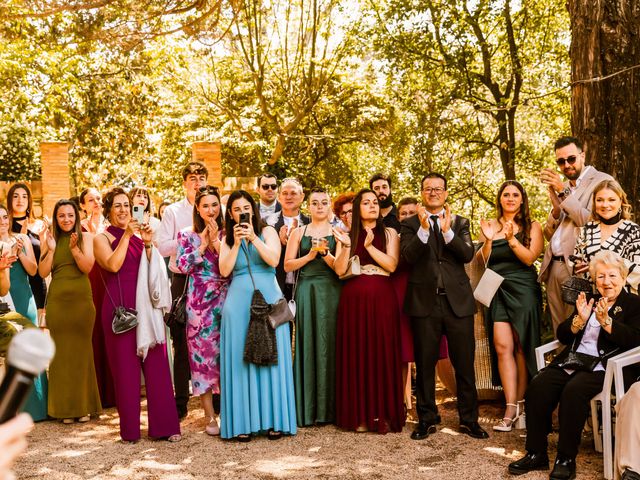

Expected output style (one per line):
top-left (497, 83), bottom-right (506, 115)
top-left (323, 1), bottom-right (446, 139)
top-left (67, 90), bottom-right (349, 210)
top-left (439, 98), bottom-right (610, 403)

top-left (339, 255), bottom-right (361, 280)
top-left (473, 250), bottom-right (504, 307)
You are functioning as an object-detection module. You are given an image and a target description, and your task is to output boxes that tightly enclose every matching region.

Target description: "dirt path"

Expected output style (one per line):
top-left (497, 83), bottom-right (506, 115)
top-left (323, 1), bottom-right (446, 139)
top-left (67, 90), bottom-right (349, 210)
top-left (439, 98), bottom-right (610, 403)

top-left (14, 386), bottom-right (604, 479)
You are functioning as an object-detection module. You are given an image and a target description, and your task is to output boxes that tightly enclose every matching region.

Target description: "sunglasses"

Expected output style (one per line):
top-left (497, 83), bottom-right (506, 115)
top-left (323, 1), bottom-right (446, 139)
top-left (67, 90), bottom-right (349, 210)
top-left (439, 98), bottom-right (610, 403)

top-left (261, 184), bottom-right (277, 190)
top-left (556, 155), bottom-right (578, 167)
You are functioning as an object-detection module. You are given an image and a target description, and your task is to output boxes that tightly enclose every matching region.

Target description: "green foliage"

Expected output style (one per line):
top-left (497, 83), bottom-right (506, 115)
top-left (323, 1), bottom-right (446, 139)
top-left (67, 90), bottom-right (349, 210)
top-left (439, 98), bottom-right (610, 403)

top-left (0, 122), bottom-right (40, 181)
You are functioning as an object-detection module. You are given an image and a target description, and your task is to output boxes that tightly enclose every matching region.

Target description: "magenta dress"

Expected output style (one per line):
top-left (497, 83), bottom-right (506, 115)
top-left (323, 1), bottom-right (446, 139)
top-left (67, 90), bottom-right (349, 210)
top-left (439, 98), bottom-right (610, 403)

top-left (100, 226), bottom-right (180, 441)
top-left (335, 230), bottom-right (405, 433)
top-left (176, 230), bottom-right (229, 396)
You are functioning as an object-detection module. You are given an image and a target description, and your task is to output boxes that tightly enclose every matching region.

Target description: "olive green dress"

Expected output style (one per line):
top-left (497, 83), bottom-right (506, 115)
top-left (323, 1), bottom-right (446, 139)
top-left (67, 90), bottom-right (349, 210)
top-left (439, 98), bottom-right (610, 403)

top-left (485, 233), bottom-right (542, 382)
top-left (293, 234), bottom-right (341, 426)
top-left (46, 234), bottom-right (102, 419)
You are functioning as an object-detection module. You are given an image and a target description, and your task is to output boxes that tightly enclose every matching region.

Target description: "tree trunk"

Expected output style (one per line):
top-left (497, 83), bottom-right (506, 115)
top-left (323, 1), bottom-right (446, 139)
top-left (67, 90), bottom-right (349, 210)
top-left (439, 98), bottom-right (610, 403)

top-left (568, 0), bottom-right (640, 212)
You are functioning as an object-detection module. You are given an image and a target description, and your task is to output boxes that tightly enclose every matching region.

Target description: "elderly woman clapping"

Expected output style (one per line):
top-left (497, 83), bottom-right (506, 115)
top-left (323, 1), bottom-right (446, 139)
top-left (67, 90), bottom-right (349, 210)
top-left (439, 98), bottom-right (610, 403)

top-left (509, 250), bottom-right (640, 480)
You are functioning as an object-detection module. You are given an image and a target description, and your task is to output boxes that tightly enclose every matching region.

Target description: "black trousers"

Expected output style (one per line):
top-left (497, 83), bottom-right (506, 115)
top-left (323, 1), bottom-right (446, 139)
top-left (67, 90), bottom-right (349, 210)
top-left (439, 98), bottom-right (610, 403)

top-left (525, 366), bottom-right (605, 458)
top-left (411, 295), bottom-right (478, 424)
top-left (169, 274), bottom-right (191, 414)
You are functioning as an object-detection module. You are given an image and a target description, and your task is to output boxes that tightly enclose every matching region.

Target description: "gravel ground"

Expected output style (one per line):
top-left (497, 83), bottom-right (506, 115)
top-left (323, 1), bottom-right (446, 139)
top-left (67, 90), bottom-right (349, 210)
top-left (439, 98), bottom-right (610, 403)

top-left (14, 385), bottom-right (604, 479)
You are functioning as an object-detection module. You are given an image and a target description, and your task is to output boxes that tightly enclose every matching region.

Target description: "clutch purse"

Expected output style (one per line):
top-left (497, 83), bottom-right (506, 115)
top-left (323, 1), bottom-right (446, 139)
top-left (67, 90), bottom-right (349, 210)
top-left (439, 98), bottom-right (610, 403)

top-left (555, 349), bottom-right (600, 372)
top-left (268, 297), bottom-right (295, 329)
top-left (473, 267), bottom-right (504, 307)
top-left (339, 255), bottom-right (361, 280)
top-left (561, 276), bottom-right (592, 305)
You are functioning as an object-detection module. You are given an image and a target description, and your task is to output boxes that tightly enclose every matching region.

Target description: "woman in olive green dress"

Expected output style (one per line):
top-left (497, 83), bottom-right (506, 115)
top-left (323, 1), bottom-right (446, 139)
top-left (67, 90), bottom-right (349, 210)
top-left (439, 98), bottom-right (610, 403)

top-left (284, 188), bottom-right (342, 426)
top-left (39, 199), bottom-right (102, 423)
top-left (477, 181), bottom-right (544, 432)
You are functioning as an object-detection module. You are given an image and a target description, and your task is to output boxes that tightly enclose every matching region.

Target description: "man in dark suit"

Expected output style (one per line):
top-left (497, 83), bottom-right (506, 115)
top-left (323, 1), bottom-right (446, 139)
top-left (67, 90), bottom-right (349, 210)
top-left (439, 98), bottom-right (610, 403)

top-left (401, 172), bottom-right (488, 440)
top-left (266, 177), bottom-right (310, 300)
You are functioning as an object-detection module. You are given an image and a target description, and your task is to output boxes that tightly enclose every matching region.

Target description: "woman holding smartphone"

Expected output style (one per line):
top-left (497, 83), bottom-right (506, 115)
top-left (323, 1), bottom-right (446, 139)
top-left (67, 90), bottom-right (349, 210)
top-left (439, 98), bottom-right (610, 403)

top-left (219, 190), bottom-right (296, 442)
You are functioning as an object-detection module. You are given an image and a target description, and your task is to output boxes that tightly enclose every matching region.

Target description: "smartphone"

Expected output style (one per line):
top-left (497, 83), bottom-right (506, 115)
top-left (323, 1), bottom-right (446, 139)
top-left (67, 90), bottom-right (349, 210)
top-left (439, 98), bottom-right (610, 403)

top-left (132, 205), bottom-right (144, 224)
top-left (239, 212), bottom-right (250, 225)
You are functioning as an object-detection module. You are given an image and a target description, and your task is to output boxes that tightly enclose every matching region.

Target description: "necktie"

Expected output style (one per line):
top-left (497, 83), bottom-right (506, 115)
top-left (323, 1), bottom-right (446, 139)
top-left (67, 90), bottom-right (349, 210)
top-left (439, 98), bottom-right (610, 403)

top-left (431, 215), bottom-right (443, 254)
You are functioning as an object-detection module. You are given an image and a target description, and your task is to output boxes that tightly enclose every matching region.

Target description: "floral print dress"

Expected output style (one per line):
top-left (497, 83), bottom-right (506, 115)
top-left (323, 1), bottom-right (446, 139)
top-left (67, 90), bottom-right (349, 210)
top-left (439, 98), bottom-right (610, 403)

top-left (176, 230), bottom-right (230, 396)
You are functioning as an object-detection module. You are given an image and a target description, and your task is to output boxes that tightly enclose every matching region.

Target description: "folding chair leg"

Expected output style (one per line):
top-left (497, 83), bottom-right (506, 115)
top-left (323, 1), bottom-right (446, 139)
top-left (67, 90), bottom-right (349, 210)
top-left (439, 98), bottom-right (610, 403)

top-left (591, 398), bottom-right (603, 453)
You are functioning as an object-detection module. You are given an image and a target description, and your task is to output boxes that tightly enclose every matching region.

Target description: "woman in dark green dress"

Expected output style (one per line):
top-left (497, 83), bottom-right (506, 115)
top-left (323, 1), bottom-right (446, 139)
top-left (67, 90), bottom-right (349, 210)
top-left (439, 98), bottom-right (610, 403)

top-left (284, 188), bottom-right (341, 426)
top-left (39, 200), bottom-right (102, 423)
top-left (477, 181), bottom-right (544, 432)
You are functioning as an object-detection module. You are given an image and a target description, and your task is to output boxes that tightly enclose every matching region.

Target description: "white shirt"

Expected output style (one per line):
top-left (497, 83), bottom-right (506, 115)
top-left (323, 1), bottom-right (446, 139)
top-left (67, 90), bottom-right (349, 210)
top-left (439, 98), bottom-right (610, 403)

top-left (266, 212), bottom-right (301, 284)
top-left (573, 309), bottom-right (605, 372)
top-left (156, 198), bottom-right (194, 273)
top-left (259, 201), bottom-right (278, 219)
top-left (417, 209), bottom-right (455, 245)
top-left (551, 165), bottom-right (593, 256)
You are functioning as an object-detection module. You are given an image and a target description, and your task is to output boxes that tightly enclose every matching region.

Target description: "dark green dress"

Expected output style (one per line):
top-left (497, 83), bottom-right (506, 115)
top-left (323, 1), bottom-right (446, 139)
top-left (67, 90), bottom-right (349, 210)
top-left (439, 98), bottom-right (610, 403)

top-left (293, 234), bottom-right (341, 426)
top-left (485, 233), bottom-right (542, 381)
top-left (46, 234), bottom-right (102, 418)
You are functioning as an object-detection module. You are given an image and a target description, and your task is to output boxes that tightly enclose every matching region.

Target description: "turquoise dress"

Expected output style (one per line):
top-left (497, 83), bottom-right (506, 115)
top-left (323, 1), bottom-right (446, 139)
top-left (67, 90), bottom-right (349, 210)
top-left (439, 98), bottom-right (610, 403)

top-left (9, 253), bottom-right (48, 421)
top-left (219, 238), bottom-right (297, 439)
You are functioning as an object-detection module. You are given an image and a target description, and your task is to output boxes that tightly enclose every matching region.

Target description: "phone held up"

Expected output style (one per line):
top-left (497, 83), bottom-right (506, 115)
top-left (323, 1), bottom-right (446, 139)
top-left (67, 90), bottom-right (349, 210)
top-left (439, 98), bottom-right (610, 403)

top-left (132, 205), bottom-right (145, 224)
top-left (239, 212), bottom-right (250, 226)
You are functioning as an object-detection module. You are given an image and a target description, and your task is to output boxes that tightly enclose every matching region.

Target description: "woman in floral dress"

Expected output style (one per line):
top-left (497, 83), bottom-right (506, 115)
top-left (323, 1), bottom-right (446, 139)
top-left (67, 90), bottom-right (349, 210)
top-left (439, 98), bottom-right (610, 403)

top-left (176, 186), bottom-right (230, 436)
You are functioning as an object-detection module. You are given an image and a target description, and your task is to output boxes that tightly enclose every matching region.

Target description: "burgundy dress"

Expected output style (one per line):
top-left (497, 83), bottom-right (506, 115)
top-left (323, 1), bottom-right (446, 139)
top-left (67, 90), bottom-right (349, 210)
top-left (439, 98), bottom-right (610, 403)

top-left (335, 230), bottom-right (405, 433)
top-left (391, 264), bottom-right (414, 363)
top-left (100, 226), bottom-right (179, 441)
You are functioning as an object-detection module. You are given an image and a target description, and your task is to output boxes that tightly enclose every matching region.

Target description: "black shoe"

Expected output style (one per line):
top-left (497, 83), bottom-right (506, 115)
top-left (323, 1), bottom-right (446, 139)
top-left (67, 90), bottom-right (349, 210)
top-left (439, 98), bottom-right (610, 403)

top-left (267, 429), bottom-right (283, 440)
top-left (459, 421), bottom-right (489, 439)
top-left (411, 421), bottom-right (436, 440)
top-left (622, 469), bottom-right (640, 480)
top-left (435, 414), bottom-right (442, 425)
top-left (549, 456), bottom-right (576, 480)
top-left (508, 451), bottom-right (550, 475)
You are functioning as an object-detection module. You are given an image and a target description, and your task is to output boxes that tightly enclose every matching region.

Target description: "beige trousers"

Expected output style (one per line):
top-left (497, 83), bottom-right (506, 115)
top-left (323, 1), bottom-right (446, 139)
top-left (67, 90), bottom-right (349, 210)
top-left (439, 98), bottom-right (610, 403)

top-left (544, 260), bottom-right (574, 335)
top-left (615, 382), bottom-right (640, 479)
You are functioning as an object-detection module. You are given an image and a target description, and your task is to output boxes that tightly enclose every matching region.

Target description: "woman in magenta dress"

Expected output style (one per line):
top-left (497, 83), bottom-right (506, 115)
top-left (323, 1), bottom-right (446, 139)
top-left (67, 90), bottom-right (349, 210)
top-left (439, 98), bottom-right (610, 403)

top-left (80, 187), bottom-right (116, 409)
top-left (334, 189), bottom-right (404, 433)
top-left (93, 187), bottom-right (180, 443)
top-left (176, 186), bottom-right (229, 436)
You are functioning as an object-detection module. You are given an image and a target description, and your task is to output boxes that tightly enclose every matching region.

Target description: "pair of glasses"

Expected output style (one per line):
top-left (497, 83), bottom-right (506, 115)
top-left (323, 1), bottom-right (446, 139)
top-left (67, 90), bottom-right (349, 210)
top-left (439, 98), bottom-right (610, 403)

top-left (556, 155), bottom-right (578, 167)
top-left (422, 187), bottom-right (445, 194)
top-left (340, 210), bottom-right (353, 217)
top-left (261, 184), bottom-right (277, 190)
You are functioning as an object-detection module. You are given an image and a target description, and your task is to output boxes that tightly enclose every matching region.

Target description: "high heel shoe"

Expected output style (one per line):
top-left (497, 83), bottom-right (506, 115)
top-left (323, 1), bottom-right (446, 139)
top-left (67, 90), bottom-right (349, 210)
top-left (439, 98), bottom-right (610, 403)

top-left (493, 403), bottom-right (519, 432)
top-left (515, 399), bottom-right (526, 430)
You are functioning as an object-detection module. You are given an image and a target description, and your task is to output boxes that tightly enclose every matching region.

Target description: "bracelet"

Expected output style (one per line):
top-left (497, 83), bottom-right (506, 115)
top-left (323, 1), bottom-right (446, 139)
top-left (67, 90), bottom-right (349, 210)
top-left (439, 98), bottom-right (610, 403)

top-left (571, 315), bottom-right (585, 330)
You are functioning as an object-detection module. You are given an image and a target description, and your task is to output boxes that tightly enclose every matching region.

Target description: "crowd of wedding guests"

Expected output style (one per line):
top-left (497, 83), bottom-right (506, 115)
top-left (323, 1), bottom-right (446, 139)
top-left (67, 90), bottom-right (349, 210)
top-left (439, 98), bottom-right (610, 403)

top-left (0, 135), bottom-right (639, 480)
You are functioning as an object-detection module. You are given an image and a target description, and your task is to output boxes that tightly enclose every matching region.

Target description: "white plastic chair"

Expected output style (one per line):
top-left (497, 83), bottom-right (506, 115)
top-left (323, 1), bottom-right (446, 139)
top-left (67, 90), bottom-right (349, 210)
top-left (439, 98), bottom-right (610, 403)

top-left (602, 346), bottom-right (640, 480)
top-left (535, 341), bottom-right (640, 480)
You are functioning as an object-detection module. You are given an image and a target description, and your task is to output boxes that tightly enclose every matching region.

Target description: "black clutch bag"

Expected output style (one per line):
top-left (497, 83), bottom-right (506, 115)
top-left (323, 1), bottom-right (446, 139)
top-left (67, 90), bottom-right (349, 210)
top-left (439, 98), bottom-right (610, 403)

top-left (561, 276), bottom-right (592, 305)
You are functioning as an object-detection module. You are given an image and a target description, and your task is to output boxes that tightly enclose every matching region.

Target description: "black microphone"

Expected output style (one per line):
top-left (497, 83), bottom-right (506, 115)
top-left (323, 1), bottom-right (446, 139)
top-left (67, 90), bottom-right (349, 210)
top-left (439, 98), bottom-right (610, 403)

top-left (0, 329), bottom-right (55, 423)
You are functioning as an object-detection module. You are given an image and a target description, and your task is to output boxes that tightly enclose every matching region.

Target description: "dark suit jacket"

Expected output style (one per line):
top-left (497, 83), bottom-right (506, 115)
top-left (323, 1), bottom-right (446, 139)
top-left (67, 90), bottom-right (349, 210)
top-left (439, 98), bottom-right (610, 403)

top-left (554, 289), bottom-right (640, 387)
top-left (400, 214), bottom-right (475, 318)
top-left (269, 211), bottom-right (311, 292)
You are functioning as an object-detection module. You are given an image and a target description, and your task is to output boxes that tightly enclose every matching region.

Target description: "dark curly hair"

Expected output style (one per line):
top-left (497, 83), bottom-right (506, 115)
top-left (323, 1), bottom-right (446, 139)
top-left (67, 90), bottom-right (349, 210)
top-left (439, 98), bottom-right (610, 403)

top-left (102, 187), bottom-right (130, 219)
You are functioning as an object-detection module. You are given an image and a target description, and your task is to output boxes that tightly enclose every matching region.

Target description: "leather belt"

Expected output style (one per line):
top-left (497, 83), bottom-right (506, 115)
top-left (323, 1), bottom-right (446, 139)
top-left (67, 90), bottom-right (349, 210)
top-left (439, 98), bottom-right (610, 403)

top-left (436, 287), bottom-right (447, 295)
top-left (551, 255), bottom-right (565, 262)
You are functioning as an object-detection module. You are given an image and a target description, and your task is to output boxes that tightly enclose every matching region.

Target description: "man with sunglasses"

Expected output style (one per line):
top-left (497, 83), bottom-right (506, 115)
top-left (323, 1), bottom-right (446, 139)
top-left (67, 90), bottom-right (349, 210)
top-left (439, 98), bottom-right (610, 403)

top-left (257, 173), bottom-right (281, 219)
top-left (538, 136), bottom-right (612, 334)
top-left (157, 161), bottom-right (208, 419)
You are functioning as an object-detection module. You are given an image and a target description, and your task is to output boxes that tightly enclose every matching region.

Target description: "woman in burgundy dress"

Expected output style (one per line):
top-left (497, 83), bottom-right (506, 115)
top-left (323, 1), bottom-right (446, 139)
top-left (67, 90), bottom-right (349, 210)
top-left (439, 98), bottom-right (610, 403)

top-left (334, 189), bottom-right (404, 433)
top-left (93, 187), bottom-right (180, 443)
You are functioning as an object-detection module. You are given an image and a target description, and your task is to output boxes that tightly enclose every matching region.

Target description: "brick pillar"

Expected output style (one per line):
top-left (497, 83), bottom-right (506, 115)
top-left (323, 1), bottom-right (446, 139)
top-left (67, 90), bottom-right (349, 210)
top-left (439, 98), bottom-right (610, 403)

top-left (191, 142), bottom-right (222, 188)
top-left (40, 142), bottom-right (71, 218)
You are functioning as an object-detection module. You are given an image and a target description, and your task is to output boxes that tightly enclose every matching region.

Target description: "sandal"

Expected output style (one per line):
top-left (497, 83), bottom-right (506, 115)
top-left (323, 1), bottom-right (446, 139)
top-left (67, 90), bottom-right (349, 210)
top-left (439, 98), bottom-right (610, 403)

top-left (78, 415), bottom-right (90, 423)
top-left (62, 418), bottom-right (74, 424)
top-left (237, 434), bottom-right (251, 443)
top-left (267, 429), bottom-right (283, 440)
top-left (205, 419), bottom-right (220, 436)
top-left (167, 434), bottom-right (182, 442)
top-left (493, 403), bottom-right (521, 432)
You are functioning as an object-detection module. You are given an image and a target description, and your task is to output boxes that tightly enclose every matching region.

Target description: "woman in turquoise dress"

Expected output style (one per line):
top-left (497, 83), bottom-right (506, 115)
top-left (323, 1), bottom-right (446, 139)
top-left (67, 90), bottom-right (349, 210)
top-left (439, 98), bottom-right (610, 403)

top-left (0, 204), bottom-right (48, 421)
top-left (219, 190), bottom-right (296, 441)
top-left (284, 188), bottom-right (341, 426)
top-left (477, 180), bottom-right (543, 432)
top-left (176, 185), bottom-right (230, 436)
